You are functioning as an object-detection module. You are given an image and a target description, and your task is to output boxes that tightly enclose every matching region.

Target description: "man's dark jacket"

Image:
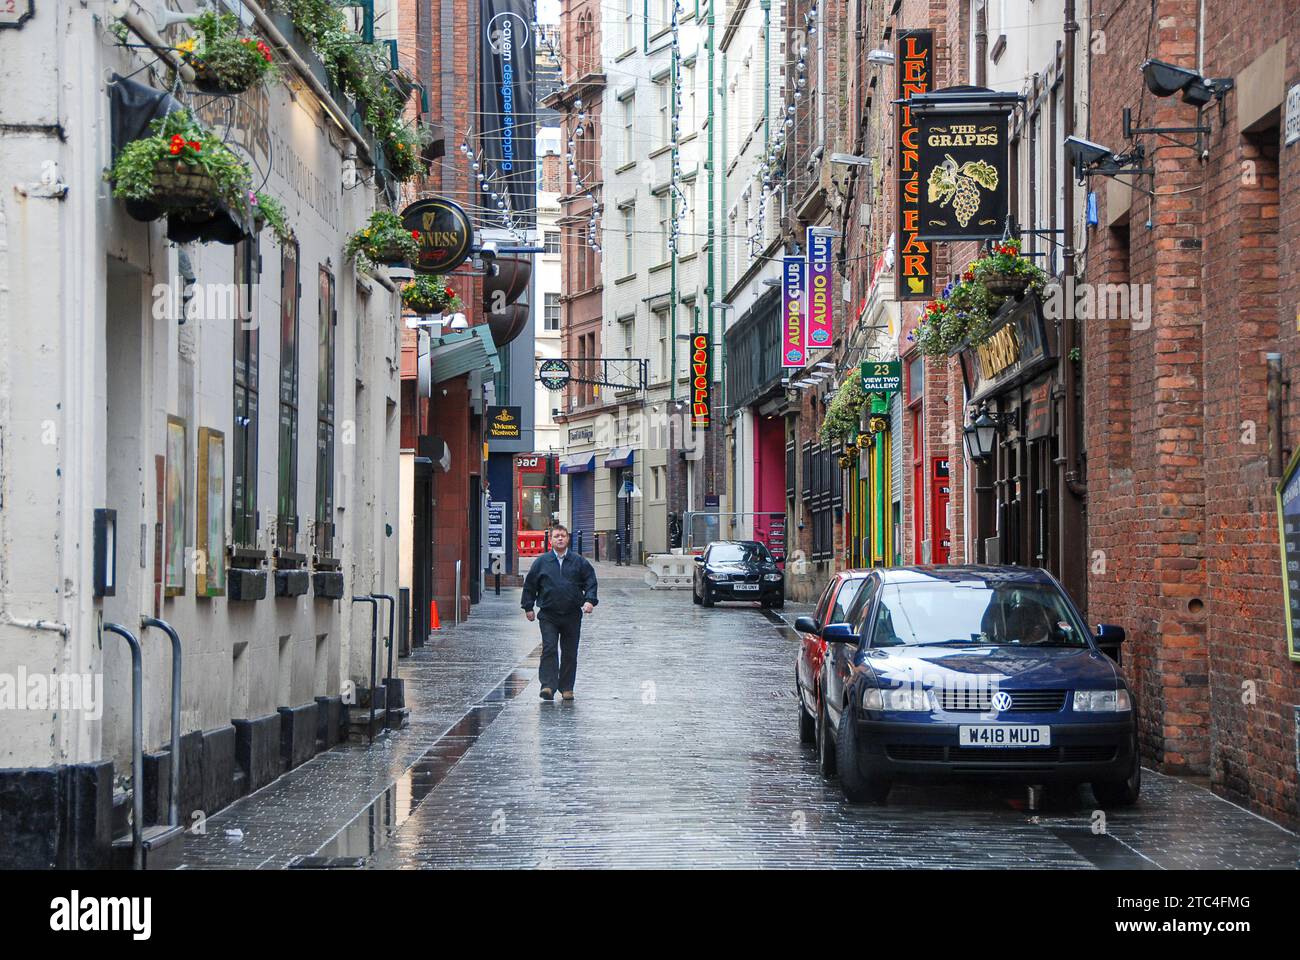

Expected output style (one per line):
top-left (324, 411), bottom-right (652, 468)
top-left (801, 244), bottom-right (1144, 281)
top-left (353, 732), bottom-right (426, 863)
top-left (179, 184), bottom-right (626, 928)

top-left (521, 550), bottom-right (599, 619)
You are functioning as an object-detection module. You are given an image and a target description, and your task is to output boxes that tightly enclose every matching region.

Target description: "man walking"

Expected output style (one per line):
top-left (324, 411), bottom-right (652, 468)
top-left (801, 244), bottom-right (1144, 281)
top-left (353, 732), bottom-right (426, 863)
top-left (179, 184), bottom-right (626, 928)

top-left (520, 524), bottom-right (598, 701)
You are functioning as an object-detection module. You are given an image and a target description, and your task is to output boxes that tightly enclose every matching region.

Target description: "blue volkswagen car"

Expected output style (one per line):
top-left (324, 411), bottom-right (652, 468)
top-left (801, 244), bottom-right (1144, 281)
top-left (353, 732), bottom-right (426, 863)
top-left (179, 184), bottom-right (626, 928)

top-left (796, 566), bottom-right (1139, 806)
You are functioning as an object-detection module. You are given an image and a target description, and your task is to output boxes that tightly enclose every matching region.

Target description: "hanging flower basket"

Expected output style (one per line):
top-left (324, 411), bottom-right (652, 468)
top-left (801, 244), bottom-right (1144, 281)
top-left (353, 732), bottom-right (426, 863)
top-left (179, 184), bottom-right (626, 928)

top-left (401, 274), bottom-right (463, 315)
top-left (178, 11), bottom-right (279, 95)
top-left (346, 210), bottom-right (421, 271)
top-left (981, 271), bottom-right (1032, 299)
top-left (150, 158), bottom-right (220, 207)
top-left (107, 110), bottom-right (253, 216)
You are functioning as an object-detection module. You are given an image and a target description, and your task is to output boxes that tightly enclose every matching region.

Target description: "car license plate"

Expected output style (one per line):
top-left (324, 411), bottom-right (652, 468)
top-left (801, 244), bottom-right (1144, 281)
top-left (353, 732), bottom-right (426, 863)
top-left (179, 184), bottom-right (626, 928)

top-left (733, 583), bottom-right (759, 591)
top-left (958, 725), bottom-right (1051, 747)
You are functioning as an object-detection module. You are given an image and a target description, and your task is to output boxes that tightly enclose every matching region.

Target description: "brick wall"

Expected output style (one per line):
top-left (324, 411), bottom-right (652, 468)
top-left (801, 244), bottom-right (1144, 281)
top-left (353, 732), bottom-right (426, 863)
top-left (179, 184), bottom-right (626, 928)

top-left (1086, 0), bottom-right (1300, 825)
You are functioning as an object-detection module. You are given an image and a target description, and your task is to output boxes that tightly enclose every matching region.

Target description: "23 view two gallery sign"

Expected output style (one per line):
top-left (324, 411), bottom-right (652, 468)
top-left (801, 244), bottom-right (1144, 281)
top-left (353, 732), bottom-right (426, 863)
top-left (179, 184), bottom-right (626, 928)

top-left (917, 111), bottom-right (1008, 241)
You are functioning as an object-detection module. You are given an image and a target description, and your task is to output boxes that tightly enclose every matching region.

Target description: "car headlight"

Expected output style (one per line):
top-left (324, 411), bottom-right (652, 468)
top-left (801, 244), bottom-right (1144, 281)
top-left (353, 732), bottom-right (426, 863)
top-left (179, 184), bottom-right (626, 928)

top-left (763, 573), bottom-right (782, 581)
top-left (862, 686), bottom-right (932, 712)
top-left (706, 572), bottom-right (723, 581)
top-left (1072, 689), bottom-right (1132, 712)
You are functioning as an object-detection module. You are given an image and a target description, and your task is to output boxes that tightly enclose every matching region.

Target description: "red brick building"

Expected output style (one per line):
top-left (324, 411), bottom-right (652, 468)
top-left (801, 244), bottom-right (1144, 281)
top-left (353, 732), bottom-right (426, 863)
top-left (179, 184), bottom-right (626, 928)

top-left (1085, 0), bottom-right (1300, 826)
top-left (398, 0), bottom-right (490, 628)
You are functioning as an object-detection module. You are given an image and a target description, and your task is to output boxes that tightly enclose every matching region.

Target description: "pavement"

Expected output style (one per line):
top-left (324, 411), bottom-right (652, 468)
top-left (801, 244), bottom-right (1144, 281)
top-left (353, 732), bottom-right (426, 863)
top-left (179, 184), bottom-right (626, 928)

top-left (176, 568), bottom-right (1300, 870)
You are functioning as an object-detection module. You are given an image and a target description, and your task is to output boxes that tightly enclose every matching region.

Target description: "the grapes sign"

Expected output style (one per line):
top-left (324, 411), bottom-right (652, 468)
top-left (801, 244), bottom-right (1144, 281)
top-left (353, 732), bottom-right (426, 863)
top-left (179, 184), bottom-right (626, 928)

top-left (916, 110), bottom-right (1009, 241)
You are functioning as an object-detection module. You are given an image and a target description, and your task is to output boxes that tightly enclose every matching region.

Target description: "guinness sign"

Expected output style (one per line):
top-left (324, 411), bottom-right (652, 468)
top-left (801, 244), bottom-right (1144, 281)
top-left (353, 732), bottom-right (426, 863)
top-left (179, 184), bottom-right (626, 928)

top-left (401, 196), bottom-right (473, 274)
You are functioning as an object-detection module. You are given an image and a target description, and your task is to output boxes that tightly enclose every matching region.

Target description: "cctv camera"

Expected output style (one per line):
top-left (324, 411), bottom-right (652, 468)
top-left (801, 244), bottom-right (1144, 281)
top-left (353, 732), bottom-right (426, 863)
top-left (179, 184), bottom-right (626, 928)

top-left (479, 240), bottom-right (500, 259)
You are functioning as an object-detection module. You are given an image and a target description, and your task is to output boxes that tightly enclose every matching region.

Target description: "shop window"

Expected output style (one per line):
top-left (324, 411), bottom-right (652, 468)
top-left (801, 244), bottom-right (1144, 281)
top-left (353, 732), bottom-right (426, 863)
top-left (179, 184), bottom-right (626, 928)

top-left (232, 238), bottom-right (260, 549)
top-left (276, 241), bottom-right (301, 556)
top-left (315, 266), bottom-right (336, 561)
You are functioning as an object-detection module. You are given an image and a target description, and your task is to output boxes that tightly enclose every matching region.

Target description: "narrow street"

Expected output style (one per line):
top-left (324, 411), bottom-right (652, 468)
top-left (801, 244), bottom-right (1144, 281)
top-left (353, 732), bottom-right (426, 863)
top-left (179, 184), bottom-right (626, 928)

top-left (177, 568), bottom-right (1298, 870)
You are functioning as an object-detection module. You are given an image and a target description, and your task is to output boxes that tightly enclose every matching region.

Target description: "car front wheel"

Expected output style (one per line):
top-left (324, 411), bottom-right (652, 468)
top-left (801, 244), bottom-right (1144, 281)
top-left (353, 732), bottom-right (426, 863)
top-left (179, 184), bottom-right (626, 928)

top-left (701, 585), bottom-right (715, 607)
top-left (836, 702), bottom-right (890, 803)
top-left (1092, 750), bottom-right (1141, 807)
top-left (692, 581), bottom-right (702, 605)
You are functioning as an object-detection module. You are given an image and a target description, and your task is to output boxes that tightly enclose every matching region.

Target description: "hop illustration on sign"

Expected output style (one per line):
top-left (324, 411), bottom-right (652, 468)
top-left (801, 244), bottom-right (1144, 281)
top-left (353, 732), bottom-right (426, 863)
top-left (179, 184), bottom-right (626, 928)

top-left (927, 154), bottom-right (999, 228)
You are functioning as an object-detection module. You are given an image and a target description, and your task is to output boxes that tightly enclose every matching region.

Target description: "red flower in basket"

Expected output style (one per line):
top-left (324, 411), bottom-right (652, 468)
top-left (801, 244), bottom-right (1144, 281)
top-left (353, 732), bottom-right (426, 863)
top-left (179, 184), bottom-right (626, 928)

top-left (411, 230), bottom-right (421, 240)
top-left (169, 134), bottom-right (184, 156)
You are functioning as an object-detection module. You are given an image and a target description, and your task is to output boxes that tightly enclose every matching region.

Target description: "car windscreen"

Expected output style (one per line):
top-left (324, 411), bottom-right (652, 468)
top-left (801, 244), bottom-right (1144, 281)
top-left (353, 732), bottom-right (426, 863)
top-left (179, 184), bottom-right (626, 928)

top-left (709, 543), bottom-right (771, 563)
top-left (864, 581), bottom-right (1090, 648)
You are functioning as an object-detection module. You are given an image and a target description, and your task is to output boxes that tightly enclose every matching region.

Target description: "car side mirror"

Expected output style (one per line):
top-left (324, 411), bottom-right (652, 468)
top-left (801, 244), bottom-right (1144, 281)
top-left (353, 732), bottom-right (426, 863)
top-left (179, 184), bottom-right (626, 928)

top-left (793, 615), bottom-right (819, 634)
top-left (821, 623), bottom-right (856, 644)
top-left (693, 555), bottom-right (704, 564)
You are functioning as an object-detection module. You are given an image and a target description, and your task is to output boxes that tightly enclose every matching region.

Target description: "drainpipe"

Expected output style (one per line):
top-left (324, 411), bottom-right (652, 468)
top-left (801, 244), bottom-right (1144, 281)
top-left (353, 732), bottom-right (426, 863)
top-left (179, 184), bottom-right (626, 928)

top-left (707, 7), bottom-right (717, 431)
top-left (1061, 0), bottom-right (1085, 501)
top-left (670, 48), bottom-right (679, 404)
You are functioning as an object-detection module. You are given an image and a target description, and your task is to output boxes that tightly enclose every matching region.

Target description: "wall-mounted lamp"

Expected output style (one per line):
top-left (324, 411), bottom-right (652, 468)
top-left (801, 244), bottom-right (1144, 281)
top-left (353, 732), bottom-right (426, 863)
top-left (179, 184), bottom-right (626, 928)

top-left (94, 508), bottom-right (117, 597)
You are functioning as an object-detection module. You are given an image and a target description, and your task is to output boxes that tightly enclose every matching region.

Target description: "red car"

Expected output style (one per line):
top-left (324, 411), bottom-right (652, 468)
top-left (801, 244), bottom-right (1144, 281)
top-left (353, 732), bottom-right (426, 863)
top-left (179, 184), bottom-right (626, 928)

top-left (795, 570), bottom-right (873, 750)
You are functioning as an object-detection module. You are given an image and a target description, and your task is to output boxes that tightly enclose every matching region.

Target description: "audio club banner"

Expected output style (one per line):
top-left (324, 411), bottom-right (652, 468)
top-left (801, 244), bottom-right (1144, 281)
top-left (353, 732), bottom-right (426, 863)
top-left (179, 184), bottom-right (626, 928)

top-left (806, 228), bottom-right (833, 349)
top-left (782, 256), bottom-right (807, 369)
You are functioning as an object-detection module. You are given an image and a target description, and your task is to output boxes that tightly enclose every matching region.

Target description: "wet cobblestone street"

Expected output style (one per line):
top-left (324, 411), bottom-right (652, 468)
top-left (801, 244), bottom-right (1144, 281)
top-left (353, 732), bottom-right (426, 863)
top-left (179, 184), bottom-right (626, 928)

top-left (179, 569), bottom-right (1299, 870)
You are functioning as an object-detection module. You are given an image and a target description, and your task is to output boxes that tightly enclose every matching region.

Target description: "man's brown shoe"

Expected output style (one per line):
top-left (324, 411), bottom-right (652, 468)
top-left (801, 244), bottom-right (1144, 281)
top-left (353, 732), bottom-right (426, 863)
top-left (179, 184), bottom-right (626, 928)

top-left (540, 687), bottom-right (554, 701)
top-left (561, 691), bottom-right (574, 701)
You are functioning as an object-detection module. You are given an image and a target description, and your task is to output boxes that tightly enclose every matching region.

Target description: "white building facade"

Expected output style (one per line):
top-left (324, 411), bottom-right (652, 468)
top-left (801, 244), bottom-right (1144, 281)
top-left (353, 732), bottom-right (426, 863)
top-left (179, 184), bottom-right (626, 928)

top-left (0, 0), bottom-right (403, 867)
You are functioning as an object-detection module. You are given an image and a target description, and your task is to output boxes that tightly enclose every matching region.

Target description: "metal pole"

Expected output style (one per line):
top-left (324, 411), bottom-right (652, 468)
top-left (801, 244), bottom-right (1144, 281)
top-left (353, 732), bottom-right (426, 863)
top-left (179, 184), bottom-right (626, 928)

top-left (103, 622), bottom-right (143, 870)
top-left (371, 594), bottom-right (396, 681)
top-left (140, 616), bottom-right (182, 828)
top-left (350, 597), bottom-right (379, 744)
top-left (454, 560), bottom-right (462, 624)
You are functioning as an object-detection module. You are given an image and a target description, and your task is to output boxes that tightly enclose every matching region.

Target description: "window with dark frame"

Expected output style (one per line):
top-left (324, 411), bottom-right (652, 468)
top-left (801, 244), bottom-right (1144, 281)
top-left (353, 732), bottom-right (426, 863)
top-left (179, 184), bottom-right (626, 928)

top-left (232, 238), bottom-right (260, 550)
top-left (276, 241), bottom-right (301, 557)
top-left (315, 266), bottom-right (336, 561)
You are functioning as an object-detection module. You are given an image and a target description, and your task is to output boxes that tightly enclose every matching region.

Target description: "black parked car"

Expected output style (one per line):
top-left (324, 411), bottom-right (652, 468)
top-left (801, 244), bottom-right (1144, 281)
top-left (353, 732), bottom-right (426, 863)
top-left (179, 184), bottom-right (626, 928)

top-left (692, 540), bottom-right (785, 609)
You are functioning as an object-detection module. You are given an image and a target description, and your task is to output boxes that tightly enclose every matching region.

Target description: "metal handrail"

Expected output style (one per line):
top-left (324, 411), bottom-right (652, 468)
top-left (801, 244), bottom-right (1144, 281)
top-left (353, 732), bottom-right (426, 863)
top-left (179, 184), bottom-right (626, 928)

top-left (102, 622), bottom-right (143, 870)
top-left (140, 616), bottom-right (182, 828)
top-left (350, 596), bottom-right (379, 744)
top-left (371, 594), bottom-right (396, 681)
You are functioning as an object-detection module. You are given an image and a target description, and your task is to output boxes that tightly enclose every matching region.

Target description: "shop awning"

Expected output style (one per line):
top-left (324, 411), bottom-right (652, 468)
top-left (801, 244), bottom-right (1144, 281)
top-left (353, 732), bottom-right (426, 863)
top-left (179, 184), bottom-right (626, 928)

top-left (560, 453), bottom-right (596, 474)
top-left (604, 446), bottom-right (635, 468)
top-left (422, 324), bottom-right (500, 391)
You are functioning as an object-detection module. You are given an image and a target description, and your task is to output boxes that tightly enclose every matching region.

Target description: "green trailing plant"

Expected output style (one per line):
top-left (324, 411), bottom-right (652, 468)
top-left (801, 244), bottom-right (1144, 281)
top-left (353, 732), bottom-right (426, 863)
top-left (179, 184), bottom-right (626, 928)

top-left (251, 190), bottom-right (292, 243)
top-left (820, 375), bottom-right (869, 444)
top-left (345, 210), bottom-right (420, 272)
top-left (268, 0), bottom-right (424, 181)
top-left (383, 121), bottom-right (432, 181)
top-left (107, 110), bottom-right (253, 212)
top-left (179, 10), bottom-right (280, 93)
top-left (401, 275), bottom-right (463, 315)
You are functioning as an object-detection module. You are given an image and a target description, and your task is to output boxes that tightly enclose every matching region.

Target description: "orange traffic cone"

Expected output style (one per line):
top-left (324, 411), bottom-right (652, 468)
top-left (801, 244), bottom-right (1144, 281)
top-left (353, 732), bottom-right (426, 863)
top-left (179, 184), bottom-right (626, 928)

top-left (430, 600), bottom-right (441, 631)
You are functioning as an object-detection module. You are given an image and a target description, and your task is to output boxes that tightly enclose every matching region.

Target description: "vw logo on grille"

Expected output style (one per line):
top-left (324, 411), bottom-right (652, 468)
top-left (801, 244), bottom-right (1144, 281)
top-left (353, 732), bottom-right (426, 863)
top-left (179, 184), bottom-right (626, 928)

top-left (991, 691), bottom-right (1013, 712)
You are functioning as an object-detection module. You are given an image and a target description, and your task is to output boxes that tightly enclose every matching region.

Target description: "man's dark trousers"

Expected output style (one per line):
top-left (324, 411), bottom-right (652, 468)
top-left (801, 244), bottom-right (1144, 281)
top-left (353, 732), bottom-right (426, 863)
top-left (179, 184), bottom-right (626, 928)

top-left (538, 611), bottom-right (581, 693)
